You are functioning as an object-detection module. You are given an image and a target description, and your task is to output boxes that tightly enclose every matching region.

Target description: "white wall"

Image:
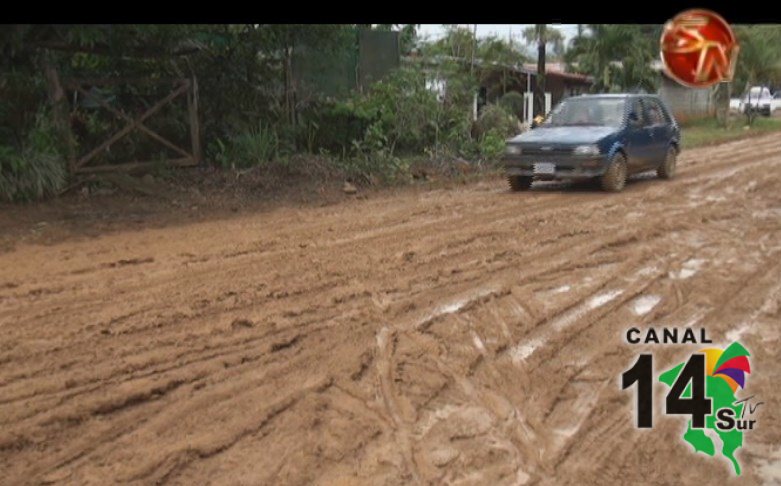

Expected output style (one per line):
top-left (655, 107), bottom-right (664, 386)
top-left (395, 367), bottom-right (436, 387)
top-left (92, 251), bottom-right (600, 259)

top-left (658, 76), bottom-right (714, 121)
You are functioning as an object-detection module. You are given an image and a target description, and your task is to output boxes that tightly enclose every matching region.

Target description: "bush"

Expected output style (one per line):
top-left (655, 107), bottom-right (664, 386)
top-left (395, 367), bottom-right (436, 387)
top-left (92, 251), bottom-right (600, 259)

top-left (474, 103), bottom-right (521, 139)
top-left (304, 66), bottom-right (479, 182)
top-left (214, 122), bottom-right (280, 169)
top-left (337, 149), bottom-right (408, 185)
top-left (499, 91), bottom-right (525, 119)
top-left (0, 149), bottom-right (67, 202)
top-left (0, 113), bottom-right (67, 202)
top-left (477, 131), bottom-right (507, 162)
top-left (354, 68), bottom-right (440, 155)
top-left (302, 100), bottom-right (373, 155)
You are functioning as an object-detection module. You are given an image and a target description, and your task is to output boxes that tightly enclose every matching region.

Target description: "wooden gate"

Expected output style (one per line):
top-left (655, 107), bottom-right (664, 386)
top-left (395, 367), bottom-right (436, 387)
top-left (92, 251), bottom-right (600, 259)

top-left (64, 77), bottom-right (201, 174)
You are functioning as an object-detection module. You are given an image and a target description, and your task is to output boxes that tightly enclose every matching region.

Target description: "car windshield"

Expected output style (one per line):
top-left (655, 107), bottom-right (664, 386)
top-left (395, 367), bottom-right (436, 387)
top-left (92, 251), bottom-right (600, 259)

top-left (746, 87), bottom-right (768, 98)
top-left (543, 98), bottom-right (626, 127)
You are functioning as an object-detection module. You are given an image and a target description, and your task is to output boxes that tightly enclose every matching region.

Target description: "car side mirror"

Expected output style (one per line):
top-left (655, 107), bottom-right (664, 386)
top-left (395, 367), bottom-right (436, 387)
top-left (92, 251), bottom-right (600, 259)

top-left (628, 112), bottom-right (641, 127)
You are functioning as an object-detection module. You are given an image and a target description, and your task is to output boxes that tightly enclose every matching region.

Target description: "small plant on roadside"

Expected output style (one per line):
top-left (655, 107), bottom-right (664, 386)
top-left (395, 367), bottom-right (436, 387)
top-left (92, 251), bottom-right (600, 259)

top-left (150, 151), bottom-right (174, 180)
top-left (217, 122), bottom-right (280, 169)
top-left (477, 130), bottom-right (507, 163)
top-left (0, 112), bottom-right (67, 202)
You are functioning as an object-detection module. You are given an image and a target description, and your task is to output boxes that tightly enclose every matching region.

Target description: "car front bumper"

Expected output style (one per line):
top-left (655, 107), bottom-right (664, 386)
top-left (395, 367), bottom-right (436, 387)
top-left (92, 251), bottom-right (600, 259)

top-left (744, 103), bottom-right (771, 112)
top-left (503, 154), bottom-right (607, 179)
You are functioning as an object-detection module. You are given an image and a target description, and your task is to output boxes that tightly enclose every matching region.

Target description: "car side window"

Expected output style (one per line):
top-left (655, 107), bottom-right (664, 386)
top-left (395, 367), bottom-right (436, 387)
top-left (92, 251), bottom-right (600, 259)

top-left (657, 102), bottom-right (673, 124)
top-left (629, 99), bottom-right (644, 127)
top-left (643, 99), bottom-right (665, 126)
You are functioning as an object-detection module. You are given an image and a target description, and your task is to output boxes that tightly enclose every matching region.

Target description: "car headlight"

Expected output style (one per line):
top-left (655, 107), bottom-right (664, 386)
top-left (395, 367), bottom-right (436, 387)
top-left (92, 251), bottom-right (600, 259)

top-left (505, 144), bottom-right (522, 155)
top-left (574, 144), bottom-right (600, 156)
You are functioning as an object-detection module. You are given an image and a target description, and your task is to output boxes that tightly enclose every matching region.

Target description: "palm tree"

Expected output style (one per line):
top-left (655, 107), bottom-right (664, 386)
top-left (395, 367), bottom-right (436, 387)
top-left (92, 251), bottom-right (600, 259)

top-left (733, 25), bottom-right (781, 92)
top-left (521, 25), bottom-right (565, 116)
top-left (522, 25), bottom-right (565, 60)
top-left (565, 25), bottom-right (657, 93)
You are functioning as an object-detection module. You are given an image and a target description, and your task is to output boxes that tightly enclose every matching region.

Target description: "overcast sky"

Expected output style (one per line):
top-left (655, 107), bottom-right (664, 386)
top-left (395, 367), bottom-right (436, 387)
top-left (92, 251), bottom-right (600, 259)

top-left (417, 24), bottom-right (579, 45)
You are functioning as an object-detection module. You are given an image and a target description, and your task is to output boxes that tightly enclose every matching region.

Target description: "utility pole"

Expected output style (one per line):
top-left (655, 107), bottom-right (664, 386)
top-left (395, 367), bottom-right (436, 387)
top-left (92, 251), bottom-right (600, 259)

top-left (471, 24), bottom-right (477, 76)
top-left (534, 24), bottom-right (547, 118)
top-left (717, 81), bottom-right (731, 129)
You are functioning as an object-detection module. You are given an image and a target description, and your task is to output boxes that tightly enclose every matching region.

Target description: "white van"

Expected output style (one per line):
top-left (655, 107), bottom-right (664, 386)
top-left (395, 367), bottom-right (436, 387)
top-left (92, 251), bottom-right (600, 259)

top-left (740, 86), bottom-right (773, 116)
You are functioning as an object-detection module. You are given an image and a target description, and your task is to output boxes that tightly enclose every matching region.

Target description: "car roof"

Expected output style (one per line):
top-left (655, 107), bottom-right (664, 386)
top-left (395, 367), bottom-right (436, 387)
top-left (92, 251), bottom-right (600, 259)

top-left (570, 93), bottom-right (657, 100)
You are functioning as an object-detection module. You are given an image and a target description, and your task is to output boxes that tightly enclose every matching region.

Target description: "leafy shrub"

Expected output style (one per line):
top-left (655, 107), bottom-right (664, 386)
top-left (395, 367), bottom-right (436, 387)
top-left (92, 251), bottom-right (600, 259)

top-left (474, 103), bottom-right (520, 139)
top-left (0, 150), bottom-right (67, 202)
top-left (356, 68), bottom-right (440, 155)
top-left (499, 91), bottom-right (525, 119)
top-left (0, 113), bottom-right (67, 202)
top-left (477, 131), bottom-right (507, 162)
top-left (0, 71), bottom-right (47, 148)
top-left (215, 122), bottom-right (280, 169)
top-left (338, 149), bottom-right (405, 185)
top-left (303, 100), bottom-right (373, 155)
top-left (301, 66), bottom-right (479, 181)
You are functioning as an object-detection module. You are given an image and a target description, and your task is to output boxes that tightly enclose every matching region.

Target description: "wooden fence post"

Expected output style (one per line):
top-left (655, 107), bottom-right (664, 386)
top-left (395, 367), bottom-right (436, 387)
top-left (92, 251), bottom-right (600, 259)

top-left (42, 54), bottom-right (76, 173)
top-left (188, 76), bottom-right (202, 165)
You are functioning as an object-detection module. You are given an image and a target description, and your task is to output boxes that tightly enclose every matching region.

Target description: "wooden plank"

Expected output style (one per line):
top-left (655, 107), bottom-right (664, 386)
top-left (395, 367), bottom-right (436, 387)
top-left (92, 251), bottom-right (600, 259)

top-left (75, 86), bottom-right (192, 159)
top-left (98, 172), bottom-right (170, 198)
top-left (75, 157), bottom-right (195, 174)
top-left (64, 78), bottom-right (187, 89)
top-left (75, 81), bottom-right (190, 169)
top-left (37, 40), bottom-right (199, 59)
top-left (188, 76), bottom-right (202, 165)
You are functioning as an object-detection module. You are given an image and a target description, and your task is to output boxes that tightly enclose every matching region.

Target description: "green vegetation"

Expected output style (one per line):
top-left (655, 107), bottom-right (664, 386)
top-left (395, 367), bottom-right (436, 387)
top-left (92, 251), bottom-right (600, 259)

top-left (523, 25), bottom-right (565, 59)
top-left (213, 122), bottom-right (281, 170)
top-left (2, 24), bottom-right (781, 202)
top-left (499, 91), bottom-right (525, 119)
top-left (1, 25), bottom-right (527, 200)
top-left (420, 25), bottom-right (529, 65)
top-left (732, 25), bottom-right (781, 92)
top-left (681, 117), bottom-right (781, 150)
top-left (565, 25), bottom-right (660, 93)
top-left (0, 112), bottom-right (67, 202)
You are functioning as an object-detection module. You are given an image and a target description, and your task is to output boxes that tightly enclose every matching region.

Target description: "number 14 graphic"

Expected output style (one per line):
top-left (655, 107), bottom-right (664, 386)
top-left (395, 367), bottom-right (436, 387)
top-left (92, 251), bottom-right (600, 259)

top-left (622, 354), bottom-right (713, 428)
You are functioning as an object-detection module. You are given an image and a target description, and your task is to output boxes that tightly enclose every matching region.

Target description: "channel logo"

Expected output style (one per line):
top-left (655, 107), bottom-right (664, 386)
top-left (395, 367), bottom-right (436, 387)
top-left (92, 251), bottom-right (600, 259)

top-left (622, 340), bottom-right (761, 476)
top-left (660, 9), bottom-right (739, 88)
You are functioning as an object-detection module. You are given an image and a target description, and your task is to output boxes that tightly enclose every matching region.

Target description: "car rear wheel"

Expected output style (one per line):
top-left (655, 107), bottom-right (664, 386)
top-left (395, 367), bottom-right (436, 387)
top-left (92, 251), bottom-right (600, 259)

top-left (508, 175), bottom-right (533, 191)
top-left (657, 146), bottom-right (677, 180)
top-left (600, 153), bottom-right (627, 192)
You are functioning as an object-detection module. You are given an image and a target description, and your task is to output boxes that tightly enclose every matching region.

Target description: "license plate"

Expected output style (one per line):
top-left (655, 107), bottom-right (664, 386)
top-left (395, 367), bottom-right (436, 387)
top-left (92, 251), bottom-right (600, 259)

top-left (534, 162), bottom-right (556, 174)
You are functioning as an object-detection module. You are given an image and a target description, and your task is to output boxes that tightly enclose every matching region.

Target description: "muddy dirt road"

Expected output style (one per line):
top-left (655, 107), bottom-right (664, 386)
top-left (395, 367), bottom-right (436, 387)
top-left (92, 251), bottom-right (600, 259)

top-left (2, 134), bottom-right (781, 485)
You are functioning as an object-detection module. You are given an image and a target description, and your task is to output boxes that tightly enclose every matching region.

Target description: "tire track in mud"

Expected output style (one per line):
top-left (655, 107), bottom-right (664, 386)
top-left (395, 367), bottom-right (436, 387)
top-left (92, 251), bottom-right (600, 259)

top-left (348, 138), bottom-right (781, 482)
top-left (1, 133), bottom-right (781, 484)
top-left (398, 252), bottom-right (683, 481)
top-left (545, 254), bottom-right (781, 484)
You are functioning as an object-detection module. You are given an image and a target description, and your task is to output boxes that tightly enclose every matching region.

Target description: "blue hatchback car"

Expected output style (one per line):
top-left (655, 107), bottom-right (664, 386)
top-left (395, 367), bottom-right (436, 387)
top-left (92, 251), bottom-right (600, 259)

top-left (503, 94), bottom-right (681, 192)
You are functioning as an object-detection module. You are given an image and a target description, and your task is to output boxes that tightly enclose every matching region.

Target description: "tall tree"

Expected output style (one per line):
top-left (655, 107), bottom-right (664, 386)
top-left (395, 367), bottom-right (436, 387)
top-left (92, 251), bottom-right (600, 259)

top-left (522, 25), bottom-right (565, 60)
top-left (564, 24), bottom-right (657, 93)
top-left (732, 25), bottom-right (781, 93)
top-left (420, 25), bottom-right (478, 61)
top-left (521, 25), bottom-right (565, 116)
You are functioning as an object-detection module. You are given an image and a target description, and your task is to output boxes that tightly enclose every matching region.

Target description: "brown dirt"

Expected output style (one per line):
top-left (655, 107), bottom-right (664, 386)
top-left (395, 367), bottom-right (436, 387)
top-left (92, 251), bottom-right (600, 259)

top-left (2, 134), bottom-right (781, 485)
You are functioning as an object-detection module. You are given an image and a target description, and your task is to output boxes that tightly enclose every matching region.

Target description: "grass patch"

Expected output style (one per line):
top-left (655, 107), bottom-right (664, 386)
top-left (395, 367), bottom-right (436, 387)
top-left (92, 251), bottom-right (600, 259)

top-left (681, 116), bottom-right (781, 150)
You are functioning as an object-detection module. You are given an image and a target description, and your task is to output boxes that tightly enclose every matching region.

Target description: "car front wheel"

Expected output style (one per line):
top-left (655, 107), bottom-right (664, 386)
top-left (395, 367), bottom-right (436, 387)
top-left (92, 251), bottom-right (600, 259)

top-left (657, 146), bottom-right (677, 180)
top-left (508, 175), bottom-right (533, 192)
top-left (600, 153), bottom-right (627, 192)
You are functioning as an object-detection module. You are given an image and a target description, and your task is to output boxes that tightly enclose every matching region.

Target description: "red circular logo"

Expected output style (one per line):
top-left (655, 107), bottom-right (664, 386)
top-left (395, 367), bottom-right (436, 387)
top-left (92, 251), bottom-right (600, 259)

top-left (660, 9), bottom-right (739, 88)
